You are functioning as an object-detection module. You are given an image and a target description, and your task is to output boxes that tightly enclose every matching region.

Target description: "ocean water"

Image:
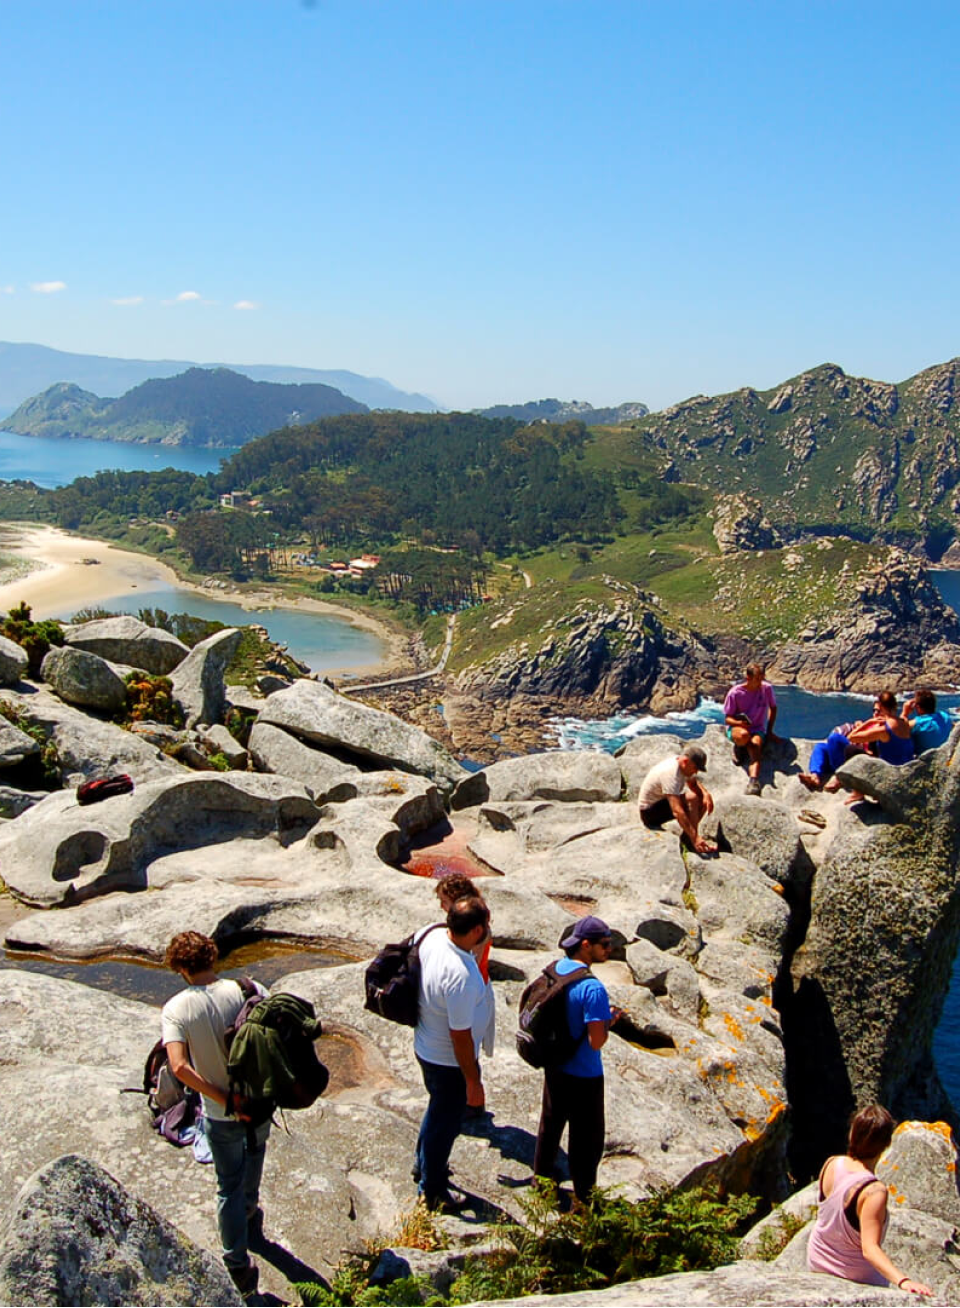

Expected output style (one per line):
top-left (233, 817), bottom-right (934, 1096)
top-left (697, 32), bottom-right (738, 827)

top-left (0, 428), bottom-right (233, 485)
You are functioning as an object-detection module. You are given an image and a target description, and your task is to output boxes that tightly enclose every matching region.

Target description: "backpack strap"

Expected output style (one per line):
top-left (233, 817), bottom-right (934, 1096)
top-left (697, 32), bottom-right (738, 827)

top-left (545, 961), bottom-right (594, 1049)
top-left (236, 976), bottom-right (260, 1001)
top-left (413, 922), bottom-right (446, 945)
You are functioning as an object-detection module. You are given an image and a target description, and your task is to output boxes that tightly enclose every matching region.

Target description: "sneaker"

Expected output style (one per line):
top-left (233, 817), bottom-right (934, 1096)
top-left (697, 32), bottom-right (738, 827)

top-left (227, 1261), bottom-right (259, 1300)
top-left (745, 779), bottom-right (762, 797)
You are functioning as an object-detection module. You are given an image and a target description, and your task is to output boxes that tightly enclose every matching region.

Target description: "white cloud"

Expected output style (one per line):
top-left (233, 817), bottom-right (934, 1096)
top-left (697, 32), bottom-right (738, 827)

top-left (30, 280), bottom-right (66, 294)
top-left (110, 295), bottom-right (144, 306)
top-left (175, 290), bottom-right (201, 302)
top-left (233, 300), bottom-right (259, 311)
top-left (1, 285), bottom-right (13, 295)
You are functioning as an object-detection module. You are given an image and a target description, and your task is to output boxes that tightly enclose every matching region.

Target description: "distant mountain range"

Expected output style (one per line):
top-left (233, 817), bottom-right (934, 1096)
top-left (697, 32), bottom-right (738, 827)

top-left (476, 398), bottom-right (649, 424)
top-left (3, 367), bottom-right (368, 448)
top-left (0, 341), bottom-right (438, 416)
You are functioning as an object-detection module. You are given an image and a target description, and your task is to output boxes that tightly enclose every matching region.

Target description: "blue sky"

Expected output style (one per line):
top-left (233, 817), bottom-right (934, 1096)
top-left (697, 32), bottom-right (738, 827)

top-left (1, 0), bottom-right (957, 410)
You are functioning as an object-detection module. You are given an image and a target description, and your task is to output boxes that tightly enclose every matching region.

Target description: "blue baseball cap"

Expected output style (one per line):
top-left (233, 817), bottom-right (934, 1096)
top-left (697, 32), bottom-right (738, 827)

top-left (560, 915), bottom-right (612, 949)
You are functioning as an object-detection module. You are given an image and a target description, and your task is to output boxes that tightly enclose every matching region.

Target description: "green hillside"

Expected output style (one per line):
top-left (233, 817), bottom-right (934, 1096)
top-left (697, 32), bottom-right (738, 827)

top-left (4, 367), bottom-right (368, 447)
top-left (622, 358), bottom-right (960, 543)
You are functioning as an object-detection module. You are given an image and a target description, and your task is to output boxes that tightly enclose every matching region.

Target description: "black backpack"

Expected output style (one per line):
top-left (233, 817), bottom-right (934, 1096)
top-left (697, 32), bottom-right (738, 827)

top-left (226, 991), bottom-right (328, 1127)
top-left (363, 923), bottom-right (444, 1026)
top-left (516, 962), bottom-right (591, 1069)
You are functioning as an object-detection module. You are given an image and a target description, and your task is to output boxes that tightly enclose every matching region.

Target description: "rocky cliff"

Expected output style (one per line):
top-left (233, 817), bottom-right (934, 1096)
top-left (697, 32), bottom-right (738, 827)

top-left (630, 356), bottom-right (960, 537)
top-left (441, 550), bottom-right (960, 756)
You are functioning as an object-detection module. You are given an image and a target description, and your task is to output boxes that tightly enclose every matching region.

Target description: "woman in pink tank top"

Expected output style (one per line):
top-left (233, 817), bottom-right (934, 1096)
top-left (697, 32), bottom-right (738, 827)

top-left (807, 1105), bottom-right (932, 1296)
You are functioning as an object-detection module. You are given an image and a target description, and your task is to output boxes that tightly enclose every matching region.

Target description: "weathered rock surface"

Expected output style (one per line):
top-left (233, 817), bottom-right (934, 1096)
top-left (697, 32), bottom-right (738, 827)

top-left (0, 719), bottom-right (40, 767)
top-left (712, 494), bottom-right (781, 554)
top-left (248, 720), bottom-right (361, 802)
top-left (0, 784), bottom-right (47, 817)
top-left (452, 750), bottom-right (623, 809)
top-left (0, 635), bottom-right (28, 686)
top-left (61, 615), bottom-right (189, 676)
top-left (0, 1154), bottom-right (240, 1306)
top-left (0, 773), bottom-right (321, 908)
top-left (452, 594), bottom-right (706, 717)
top-left (170, 627), bottom-right (242, 728)
top-left (483, 1265), bottom-right (934, 1306)
top-left (0, 685), bottom-right (184, 786)
top-left (766, 552), bottom-right (960, 693)
top-left (40, 645), bottom-right (128, 713)
top-left (259, 678), bottom-right (466, 792)
top-left (197, 722), bottom-right (249, 769)
top-left (786, 725), bottom-right (960, 1173)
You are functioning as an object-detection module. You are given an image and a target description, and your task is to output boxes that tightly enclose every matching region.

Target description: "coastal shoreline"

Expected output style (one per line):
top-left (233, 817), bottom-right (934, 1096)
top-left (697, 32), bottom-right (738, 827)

top-left (0, 523), bottom-right (411, 679)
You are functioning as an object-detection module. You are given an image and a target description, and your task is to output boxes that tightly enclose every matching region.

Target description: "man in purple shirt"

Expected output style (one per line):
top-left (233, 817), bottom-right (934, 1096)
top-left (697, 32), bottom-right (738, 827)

top-left (724, 662), bottom-right (779, 796)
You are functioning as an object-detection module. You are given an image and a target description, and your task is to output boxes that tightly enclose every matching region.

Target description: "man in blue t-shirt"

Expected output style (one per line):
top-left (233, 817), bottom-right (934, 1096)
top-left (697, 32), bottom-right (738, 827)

top-left (904, 689), bottom-right (954, 755)
top-left (532, 915), bottom-right (617, 1203)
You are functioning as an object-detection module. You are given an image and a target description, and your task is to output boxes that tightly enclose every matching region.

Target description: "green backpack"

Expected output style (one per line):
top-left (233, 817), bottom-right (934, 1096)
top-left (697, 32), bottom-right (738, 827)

top-left (226, 991), bottom-right (329, 1126)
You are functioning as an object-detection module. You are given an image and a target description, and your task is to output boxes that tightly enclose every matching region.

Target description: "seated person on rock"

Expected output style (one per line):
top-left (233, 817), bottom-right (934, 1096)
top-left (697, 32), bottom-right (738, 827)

top-left (637, 743), bottom-right (717, 855)
top-left (798, 721), bottom-right (865, 792)
top-left (841, 692), bottom-right (914, 805)
top-left (807, 1104), bottom-right (932, 1296)
top-left (904, 689), bottom-right (954, 755)
top-left (724, 662), bottom-right (779, 797)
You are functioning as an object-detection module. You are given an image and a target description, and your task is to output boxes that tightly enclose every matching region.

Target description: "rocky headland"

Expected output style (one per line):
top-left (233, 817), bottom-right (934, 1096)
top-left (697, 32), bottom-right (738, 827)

top-left (399, 546), bottom-right (960, 761)
top-left (0, 616), bottom-right (959, 1302)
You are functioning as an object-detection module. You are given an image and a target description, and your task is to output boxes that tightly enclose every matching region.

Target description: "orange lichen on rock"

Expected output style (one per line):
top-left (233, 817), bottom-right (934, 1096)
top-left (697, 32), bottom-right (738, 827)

top-left (723, 1012), bottom-right (745, 1042)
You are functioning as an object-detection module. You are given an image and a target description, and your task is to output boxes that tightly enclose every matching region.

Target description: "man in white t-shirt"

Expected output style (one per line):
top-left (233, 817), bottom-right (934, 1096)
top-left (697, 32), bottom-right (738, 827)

top-left (161, 932), bottom-right (269, 1301)
top-left (413, 896), bottom-right (491, 1213)
top-left (637, 743), bottom-right (717, 855)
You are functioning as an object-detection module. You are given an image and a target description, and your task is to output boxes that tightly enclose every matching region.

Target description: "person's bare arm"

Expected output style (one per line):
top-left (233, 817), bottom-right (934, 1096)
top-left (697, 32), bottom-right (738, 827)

top-left (667, 793), bottom-right (700, 844)
top-left (165, 1040), bottom-right (227, 1109)
top-left (689, 777), bottom-right (714, 815)
top-left (767, 704), bottom-right (779, 741)
top-left (587, 1018), bottom-right (609, 1050)
top-left (859, 1185), bottom-right (932, 1295)
top-left (848, 720), bottom-right (888, 745)
top-left (667, 792), bottom-right (715, 852)
top-left (449, 1027), bottom-right (484, 1108)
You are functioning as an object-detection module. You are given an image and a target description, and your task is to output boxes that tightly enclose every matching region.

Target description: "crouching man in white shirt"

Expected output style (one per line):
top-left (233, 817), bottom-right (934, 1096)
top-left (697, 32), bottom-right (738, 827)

top-left (637, 743), bottom-right (717, 856)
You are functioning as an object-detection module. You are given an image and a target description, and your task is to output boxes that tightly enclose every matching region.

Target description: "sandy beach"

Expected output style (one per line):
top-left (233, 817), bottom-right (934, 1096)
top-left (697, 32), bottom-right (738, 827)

top-left (0, 525), bottom-right (411, 677)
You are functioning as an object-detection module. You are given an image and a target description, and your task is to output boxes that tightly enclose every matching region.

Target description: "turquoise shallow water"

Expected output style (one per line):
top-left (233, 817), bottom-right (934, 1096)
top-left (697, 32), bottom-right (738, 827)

top-left (64, 585), bottom-right (385, 674)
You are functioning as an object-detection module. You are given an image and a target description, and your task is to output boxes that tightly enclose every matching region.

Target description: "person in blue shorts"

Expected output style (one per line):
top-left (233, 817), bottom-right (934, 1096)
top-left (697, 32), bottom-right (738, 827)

top-left (532, 916), bottom-right (619, 1204)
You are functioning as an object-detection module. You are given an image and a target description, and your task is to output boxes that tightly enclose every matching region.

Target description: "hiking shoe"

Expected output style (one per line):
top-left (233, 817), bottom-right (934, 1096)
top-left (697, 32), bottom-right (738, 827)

top-left (424, 1190), bottom-right (468, 1215)
top-left (227, 1261), bottom-right (259, 1300)
top-left (745, 779), bottom-right (762, 796)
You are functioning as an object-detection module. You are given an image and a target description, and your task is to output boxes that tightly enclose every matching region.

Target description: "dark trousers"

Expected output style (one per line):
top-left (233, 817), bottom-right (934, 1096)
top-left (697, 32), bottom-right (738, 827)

top-left (533, 1069), bottom-right (605, 1202)
top-left (415, 1057), bottom-right (466, 1201)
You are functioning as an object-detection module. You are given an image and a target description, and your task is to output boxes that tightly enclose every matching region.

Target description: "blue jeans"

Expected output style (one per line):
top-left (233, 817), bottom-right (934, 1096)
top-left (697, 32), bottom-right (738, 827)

top-left (415, 1057), bottom-right (466, 1201)
top-left (205, 1116), bottom-right (271, 1270)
